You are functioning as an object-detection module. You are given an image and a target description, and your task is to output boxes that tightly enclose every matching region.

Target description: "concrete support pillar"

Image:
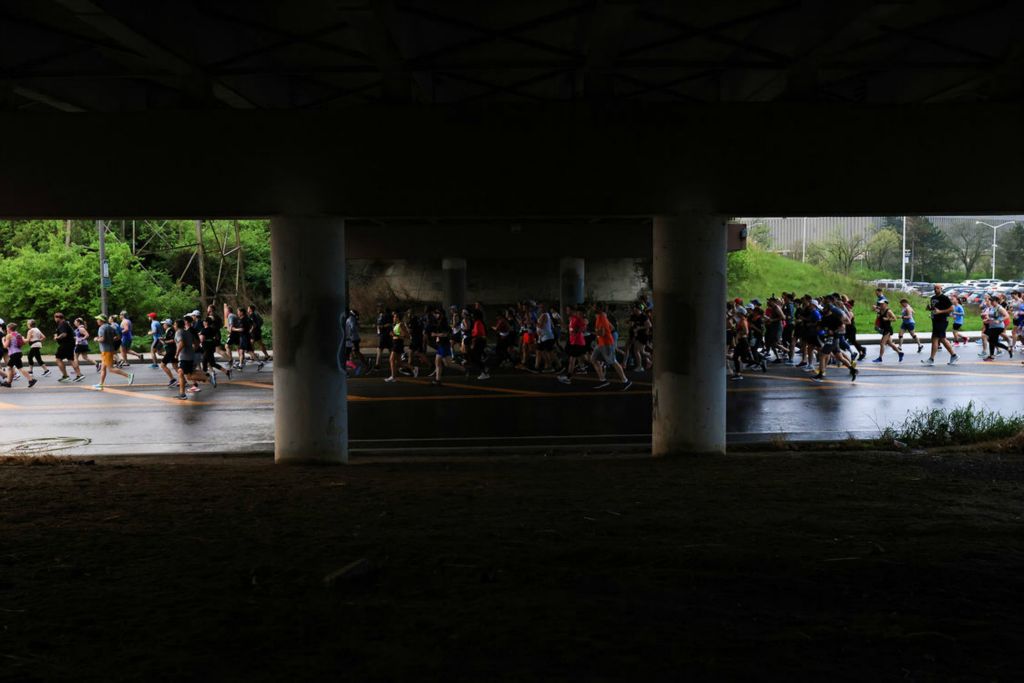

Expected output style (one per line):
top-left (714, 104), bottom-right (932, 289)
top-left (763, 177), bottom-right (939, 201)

top-left (652, 214), bottom-right (727, 456)
top-left (270, 215), bottom-right (348, 464)
top-left (442, 257), bottom-right (467, 310)
top-left (559, 256), bottom-right (585, 313)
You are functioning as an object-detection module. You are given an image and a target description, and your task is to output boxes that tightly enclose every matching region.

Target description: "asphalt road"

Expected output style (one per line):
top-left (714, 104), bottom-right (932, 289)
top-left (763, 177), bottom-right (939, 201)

top-left (0, 340), bottom-right (1022, 456)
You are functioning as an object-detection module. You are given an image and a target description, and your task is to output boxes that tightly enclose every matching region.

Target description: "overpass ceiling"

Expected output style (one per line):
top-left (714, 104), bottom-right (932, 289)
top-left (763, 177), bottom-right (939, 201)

top-left (2, 0), bottom-right (1022, 112)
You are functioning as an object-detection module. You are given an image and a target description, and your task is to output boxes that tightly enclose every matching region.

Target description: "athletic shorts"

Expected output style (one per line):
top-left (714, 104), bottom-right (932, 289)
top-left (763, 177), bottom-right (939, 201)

top-left (121, 334), bottom-right (133, 349)
top-left (635, 331), bottom-right (649, 344)
top-left (251, 330), bottom-right (263, 342)
top-left (162, 350), bottom-right (177, 365)
top-left (931, 318), bottom-right (948, 340)
top-left (7, 352), bottom-right (23, 369)
top-left (100, 351), bottom-right (115, 367)
top-left (900, 322), bottom-right (915, 332)
top-left (378, 334), bottom-right (392, 350)
top-left (538, 338), bottom-right (555, 352)
top-left (567, 343), bottom-right (587, 357)
top-left (953, 323), bottom-right (963, 331)
top-left (227, 332), bottom-right (240, 346)
top-left (75, 344), bottom-right (89, 355)
top-left (239, 335), bottom-right (253, 351)
top-left (56, 346), bottom-right (75, 361)
top-left (592, 344), bottom-right (615, 366)
top-left (879, 323), bottom-right (894, 336)
top-left (179, 359), bottom-right (195, 375)
top-left (436, 344), bottom-right (452, 358)
top-left (822, 341), bottom-right (838, 354)
top-left (151, 337), bottom-right (162, 349)
top-left (392, 339), bottom-right (404, 355)
top-left (411, 338), bottom-right (424, 353)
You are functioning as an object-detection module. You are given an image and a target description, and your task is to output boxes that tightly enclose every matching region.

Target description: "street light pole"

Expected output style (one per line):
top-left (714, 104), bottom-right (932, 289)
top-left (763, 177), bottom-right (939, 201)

top-left (901, 216), bottom-right (907, 284)
top-left (97, 220), bottom-right (109, 317)
top-left (976, 220), bottom-right (1014, 280)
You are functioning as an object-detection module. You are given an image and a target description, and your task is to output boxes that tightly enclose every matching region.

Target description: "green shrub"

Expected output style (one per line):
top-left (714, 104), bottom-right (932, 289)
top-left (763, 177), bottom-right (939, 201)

top-left (880, 402), bottom-right (1024, 447)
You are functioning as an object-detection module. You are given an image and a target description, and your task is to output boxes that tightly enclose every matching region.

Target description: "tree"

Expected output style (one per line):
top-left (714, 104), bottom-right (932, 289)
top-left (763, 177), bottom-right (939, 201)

top-left (863, 228), bottom-right (901, 274)
top-left (807, 229), bottom-right (867, 274)
top-left (945, 220), bottom-right (989, 278)
top-left (996, 222), bottom-right (1024, 280)
top-left (905, 216), bottom-right (950, 281)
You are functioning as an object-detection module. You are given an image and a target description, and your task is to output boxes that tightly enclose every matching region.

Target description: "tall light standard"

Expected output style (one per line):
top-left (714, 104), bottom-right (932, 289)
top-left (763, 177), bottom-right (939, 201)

top-left (801, 216), bottom-right (808, 263)
top-left (976, 220), bottom-right (1014, 279)
top-left (901, 216), bottom-right (907, 284)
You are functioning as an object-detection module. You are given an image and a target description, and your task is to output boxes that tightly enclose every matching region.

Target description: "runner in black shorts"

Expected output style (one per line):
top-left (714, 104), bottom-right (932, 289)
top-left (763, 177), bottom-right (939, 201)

top-left (871, 300), bottom-right (903, 363)
top-left (375, 306), bottom-right (392, 372)
top-left (159, 319), bottom-right (178, 387)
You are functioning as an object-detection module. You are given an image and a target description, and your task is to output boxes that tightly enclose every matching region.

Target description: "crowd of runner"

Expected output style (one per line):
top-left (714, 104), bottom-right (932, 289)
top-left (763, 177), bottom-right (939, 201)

top-left (727, 284), bottom-right (1024, 382)
top-left (345, 298), bottom-right (655, 390)
top-left (0, 304), bottom-right (269, 400)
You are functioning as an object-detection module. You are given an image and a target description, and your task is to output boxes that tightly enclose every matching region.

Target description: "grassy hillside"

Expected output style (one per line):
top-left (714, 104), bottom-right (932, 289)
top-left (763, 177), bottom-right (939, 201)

top-left (728, 250), bottom-right (980, 333)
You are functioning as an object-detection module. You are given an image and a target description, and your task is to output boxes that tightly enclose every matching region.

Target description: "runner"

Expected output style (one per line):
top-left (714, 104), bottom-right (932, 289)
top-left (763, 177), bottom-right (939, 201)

top-left (406, 308), bottom-right (429, 378)
top-left (24, 319), bottom-right (50, 376)
top-left (813, 296), bottom-right (857, 382)
top-left (896, 299), bottom-right (923, 354)
top-left (951, 296), bottom-right (966, 346)
top-left (206, 304), bottom-right (228, 361)
top-left (158, 318), bottom-right (179, 387)
top-left (384, 310), bottom-right (411, 383)
top-left (247, 305), bottom-right (269, 363)
top-left (558, 305), bottom-right (588, 384)
top-left (200, 316), bottom-right (231, 379)
top-left (534, 303), bottom-right (557, 373)
top-left (871, 300), bottom-right (904, 363)
top-left (146, 312), bottom-right (162, 368)
top-left (374, 305), bottom-right (392, 373)
top-left (730, 304), bottom-right (752, 381)
top-left (467, 308), bottom-right (489, 380)
top-left (52, 312), bottom-right (83, 382)
top-left (93, 315), bottom-right (134, 390)
top-left (1, 322), bottom-right (37, 388)
top-left (921, 284), bottom-right (959, 366)
top-left (981, 294), bottom-right (1010, 362)
top-left (225, 304), bottom-right (240, 369)
top-left (118, 311), bottom-right (144, 367)
top-left (73, 318), bottom-right (91, 366)
top-left (427, 307), bottom-right (456, 386)
top-left (344, 309), bottom-right (364, 376)
top-left (173, 318), bottom-right (207, 399)
top-left (591, 303), bottom-right (631, 390)
top-left (843, 297), bottom-right (868, 361)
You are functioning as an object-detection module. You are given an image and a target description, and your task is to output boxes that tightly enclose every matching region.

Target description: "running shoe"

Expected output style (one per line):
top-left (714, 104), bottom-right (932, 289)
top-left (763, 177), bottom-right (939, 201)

top-left (812, 373), bottom-right (825, 383)
top-left (621, 380), bottom-right (633, 390)
top-left (477, 372), bottom-right (490, 380)
top-left (557, 375), bottom-right (571, 384)
top-left (948, 355), bottom-right (960, 365)
top-left (187, 385), bottom-right (200, 393)
top-left (898, 352), bottom-right (905, 363)
top-left (149, 364), bottom-right (158, 369)
top-left (729, 375), bottom-right (743, 381)
top-left (225, 369), bottom-right (232, 380)
top-left (0, 382), bottom-right (9, 388)
top-left (413, 366), bottom-right (419, 378)
top-left (42, 369), bottom-right (51, 376)
top-left (872, 357), bottom-right (883, 363)
top-left (73, 375), bottom-right (84, 383)
top-left (983, 356), bottom-right (995, 362)
top-left (384, 376), bottom-right (396, 382)
top-left (850, 367), bottom-right (858, 382)
top-left (858, 350), bottom-right (867, 361)
top-left (178, 393), bottom-right (188, 400)
top-left (920, 357), bottom-right (933, 365)
top-left (430, 379), bottom-right (442, 386)
top-left (167, 379), bottom-right (178, 388)
top-left (128, 372), bottom-right (135, 385)
top-left (257, 361), bottom-right (265, 372)
top-left (27, 379), bottom-right (37, 388)
top-left (92, 384), bottom-right (103, 391)
top-left (917, 344), bottom-right (923, 353)
top-left (593, 381), bottom-right (610, 389)
top-left (209, 372), bottom-right (217, 388)
top-left (58, 376), bottom-right (71, 383)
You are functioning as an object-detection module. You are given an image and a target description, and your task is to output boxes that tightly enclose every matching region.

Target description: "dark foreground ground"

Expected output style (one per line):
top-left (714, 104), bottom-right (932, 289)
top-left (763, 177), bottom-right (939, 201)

top-left (2, 451), bottom-right (1023, 682)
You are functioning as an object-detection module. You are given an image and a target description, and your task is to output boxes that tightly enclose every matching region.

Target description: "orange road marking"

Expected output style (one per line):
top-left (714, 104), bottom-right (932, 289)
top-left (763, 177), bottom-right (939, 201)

top-left (231, 380), bottom-right (273, 390)
top-left (0, 401), bottom-right (24, 410)
top-left (82, 385), bottom-right (212, 405)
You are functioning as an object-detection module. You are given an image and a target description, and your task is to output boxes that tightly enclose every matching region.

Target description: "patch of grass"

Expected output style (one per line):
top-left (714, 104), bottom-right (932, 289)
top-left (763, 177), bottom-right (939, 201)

top-left (880, 402), bottom-right (1024, 448)
top-left (728, 250), bottom-right (982, 332)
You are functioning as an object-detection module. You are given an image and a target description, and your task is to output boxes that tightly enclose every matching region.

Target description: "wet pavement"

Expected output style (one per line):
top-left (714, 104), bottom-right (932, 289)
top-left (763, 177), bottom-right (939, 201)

top-left (0, 341), bottom-right (1022, 456)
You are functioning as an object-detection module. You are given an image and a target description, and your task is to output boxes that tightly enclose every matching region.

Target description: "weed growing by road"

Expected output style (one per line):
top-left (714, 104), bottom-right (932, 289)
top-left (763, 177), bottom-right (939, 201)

top-left (880, 401), bottom-right (1024, 447)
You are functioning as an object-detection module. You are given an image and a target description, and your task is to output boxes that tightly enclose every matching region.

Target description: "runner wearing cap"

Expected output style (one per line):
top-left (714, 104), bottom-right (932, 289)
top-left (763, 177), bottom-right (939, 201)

top-left (158, 319), bottom-right (178, 387)
top-left (52, 312), bottom-right (83, 382)
top-left (896, 299), bottom-right (923, 354)
top-left (93, 314), bottom-right (134, 390)
top-left (146, 312), bottom-right (162, 368)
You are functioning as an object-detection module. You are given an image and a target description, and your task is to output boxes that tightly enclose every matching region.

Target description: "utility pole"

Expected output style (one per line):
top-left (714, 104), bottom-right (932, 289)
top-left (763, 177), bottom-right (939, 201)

top-left (64, 219), bottom-right (72, 247)
top-left (801, 216), bottom-right (808, 262)
top-left (97, 220), bottom-right (109, 317)
top-left (195, 219), bottom-right (207, 308)
top-left (976, 220), bottom-right (1014, 279)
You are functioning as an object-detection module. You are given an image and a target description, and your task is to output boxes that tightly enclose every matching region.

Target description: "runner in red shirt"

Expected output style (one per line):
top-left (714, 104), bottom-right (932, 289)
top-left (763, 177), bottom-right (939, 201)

top-left (558, 306), bottom-right (588, 385)
top-left (591, 304), bottom-right (630, 390)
